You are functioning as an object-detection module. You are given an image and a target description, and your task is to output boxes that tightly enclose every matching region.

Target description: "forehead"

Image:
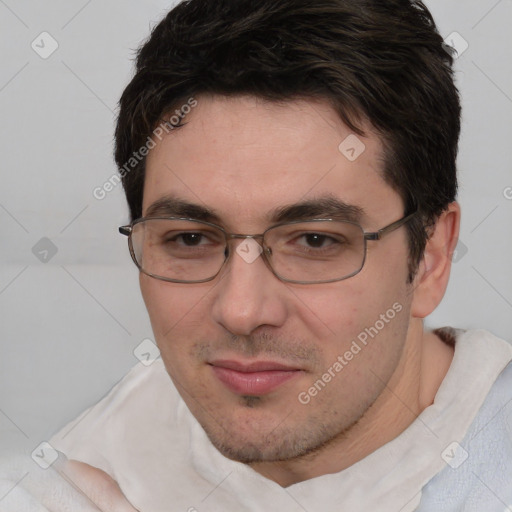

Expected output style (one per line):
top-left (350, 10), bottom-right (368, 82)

top-left (143, 95), bottom-right (400, 227)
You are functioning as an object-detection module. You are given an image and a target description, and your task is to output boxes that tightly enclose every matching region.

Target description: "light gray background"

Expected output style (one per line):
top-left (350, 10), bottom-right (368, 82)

top-left (1, 0), bottom-right (511, 460)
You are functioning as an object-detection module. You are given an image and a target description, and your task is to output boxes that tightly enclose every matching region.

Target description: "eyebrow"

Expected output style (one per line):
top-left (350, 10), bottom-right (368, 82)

top-left (145, 196), bottom-right (222, 222)
top-left (144, 195), bottom-right (365, 225)
top-left (271, 196), bottom-right (364, 223)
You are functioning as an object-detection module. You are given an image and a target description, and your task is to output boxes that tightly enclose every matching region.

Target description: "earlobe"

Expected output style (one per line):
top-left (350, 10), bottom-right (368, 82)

top-left (410, 202), bottom-right (461, 319)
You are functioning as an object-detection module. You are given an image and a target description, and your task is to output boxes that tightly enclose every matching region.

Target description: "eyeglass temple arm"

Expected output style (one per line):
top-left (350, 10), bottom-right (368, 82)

top-left (119, 226), bottom-right (132, 236)
top-left (364, 210), bottom-right (418, 241)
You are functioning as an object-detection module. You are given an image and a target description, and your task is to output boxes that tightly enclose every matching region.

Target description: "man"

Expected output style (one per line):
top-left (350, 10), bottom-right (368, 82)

top-left (3, 0), bottom-right (511, 510)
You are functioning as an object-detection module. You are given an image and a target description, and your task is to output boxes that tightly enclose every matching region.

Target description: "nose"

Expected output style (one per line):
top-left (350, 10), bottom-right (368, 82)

top-left (211, 238), bottom-right (288, 336)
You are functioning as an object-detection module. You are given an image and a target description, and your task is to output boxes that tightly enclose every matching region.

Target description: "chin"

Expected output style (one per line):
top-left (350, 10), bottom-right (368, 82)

top-left (206, 431), bottom-right (311, 463)
top-left (199, 410), bottom-right (353, 464)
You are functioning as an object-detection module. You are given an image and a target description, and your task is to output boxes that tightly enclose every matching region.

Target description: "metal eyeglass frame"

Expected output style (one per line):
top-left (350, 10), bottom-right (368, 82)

top-left (119, 209), bottom-right (418, 285)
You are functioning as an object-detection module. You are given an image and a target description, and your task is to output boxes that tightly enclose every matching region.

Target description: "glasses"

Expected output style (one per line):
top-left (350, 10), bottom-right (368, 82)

top-left (119, 211), bottom-right (417, 285)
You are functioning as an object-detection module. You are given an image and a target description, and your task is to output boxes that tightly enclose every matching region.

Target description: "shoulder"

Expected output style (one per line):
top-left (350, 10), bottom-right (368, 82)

top-left (48, 359), bottom-right (183, 470)
top-left (418, 336), bottom-right (512, 511)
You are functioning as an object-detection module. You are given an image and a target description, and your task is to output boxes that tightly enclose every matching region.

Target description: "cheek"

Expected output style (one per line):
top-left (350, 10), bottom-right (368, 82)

top-left (289, 255), bottom-right (410, 360)
top-left (139, 275), bottom-right (210, 347)
top-left (139, 276), bottom-right (216, 394)
top-left (290, 280), bottom-right (396, 340)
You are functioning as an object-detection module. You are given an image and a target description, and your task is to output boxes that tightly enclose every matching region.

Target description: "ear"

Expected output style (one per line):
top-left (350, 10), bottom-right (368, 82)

top-left (410, 201), bottom-right (461, 319)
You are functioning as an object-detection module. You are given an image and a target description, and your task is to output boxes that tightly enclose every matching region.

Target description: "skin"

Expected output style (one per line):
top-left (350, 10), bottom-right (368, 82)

top-left (55, 457), bottom-right (139, 511)
top-left (70, 94), bottom-right (460, 503)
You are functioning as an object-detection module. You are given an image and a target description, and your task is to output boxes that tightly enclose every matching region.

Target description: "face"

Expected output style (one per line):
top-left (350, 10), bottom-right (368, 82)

top-left (140, 95), bottom-right (414, 464)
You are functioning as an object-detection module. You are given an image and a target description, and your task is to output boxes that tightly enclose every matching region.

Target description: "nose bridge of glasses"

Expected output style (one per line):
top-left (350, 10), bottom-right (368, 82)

top-left (226, 233), bottom-right (266, 250)
top-left (227, 233), bottom-right (264, 240)
top-left (225, 233), bottom-right (271, 259)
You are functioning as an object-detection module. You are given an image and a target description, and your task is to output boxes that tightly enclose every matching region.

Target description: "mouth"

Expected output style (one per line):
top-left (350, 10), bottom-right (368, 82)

top-left (208, 359), bottom-right (304, 395)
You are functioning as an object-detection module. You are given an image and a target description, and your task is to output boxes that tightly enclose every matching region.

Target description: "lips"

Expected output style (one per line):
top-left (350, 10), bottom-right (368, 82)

top-left (209, 359), bottom-right (303, 395)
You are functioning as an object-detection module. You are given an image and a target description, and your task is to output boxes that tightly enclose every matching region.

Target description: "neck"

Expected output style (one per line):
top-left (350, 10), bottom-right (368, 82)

top-left (249, 320), bottom-right (454, 487)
